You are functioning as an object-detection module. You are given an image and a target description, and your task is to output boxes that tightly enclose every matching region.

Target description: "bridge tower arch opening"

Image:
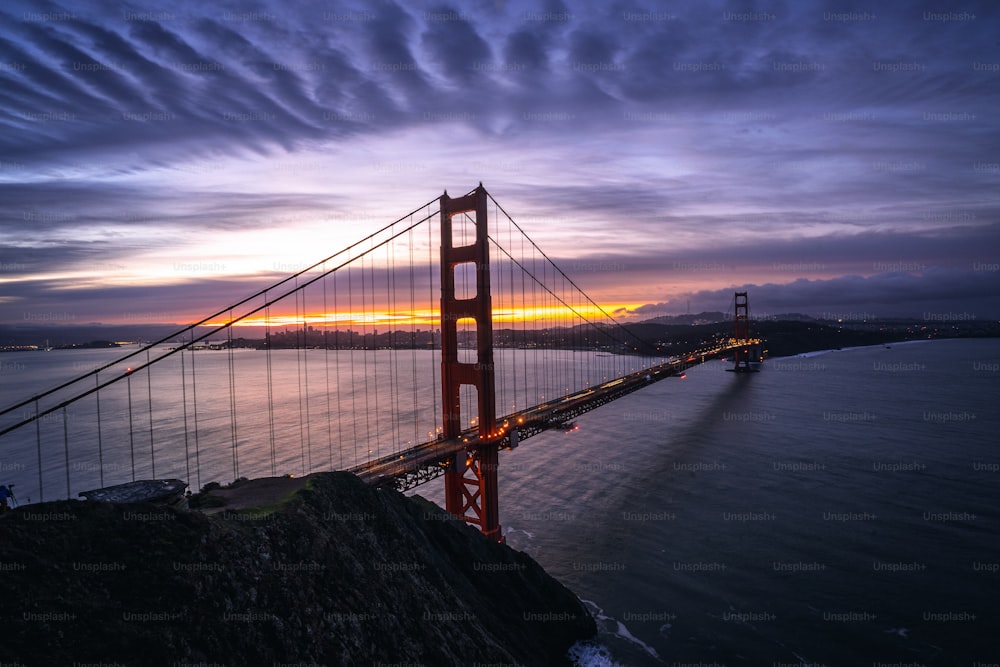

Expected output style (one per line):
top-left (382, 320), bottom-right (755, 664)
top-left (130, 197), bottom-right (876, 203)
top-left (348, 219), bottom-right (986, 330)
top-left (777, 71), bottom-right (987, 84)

top-left (439, 185), bottom-right (502, 542)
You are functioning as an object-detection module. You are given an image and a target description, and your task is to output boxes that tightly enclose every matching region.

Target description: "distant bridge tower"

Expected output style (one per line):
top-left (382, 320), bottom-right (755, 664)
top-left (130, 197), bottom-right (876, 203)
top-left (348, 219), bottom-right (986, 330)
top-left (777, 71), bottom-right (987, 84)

top-left (439, 185), bottom-right (503, 542)
top-left (731, 291), bottom-right (760, 373)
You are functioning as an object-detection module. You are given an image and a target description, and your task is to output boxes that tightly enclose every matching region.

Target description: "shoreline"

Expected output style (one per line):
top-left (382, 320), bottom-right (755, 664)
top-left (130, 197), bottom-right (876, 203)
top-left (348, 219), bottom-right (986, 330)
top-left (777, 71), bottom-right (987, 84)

top-left (766, 334), bottom-right (995, 362)
top-left (767, 336), bottom-right (937, 360)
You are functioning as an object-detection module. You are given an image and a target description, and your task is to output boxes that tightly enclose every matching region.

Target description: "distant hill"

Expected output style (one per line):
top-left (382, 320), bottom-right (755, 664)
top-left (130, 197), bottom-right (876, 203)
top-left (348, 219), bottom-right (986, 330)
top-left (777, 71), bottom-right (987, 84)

top-left (638, 312), bottom-right (816, 325)
top-left (3, 315), bottom-right (996, 359)
top-left (762, 313), bottom-right (817, 322)
top-left (621, 317), bottom-right (999, 358)
top-left (0, 324), bottom-right (211, 348)
top-left (639, 312), bottom-right (728, 325)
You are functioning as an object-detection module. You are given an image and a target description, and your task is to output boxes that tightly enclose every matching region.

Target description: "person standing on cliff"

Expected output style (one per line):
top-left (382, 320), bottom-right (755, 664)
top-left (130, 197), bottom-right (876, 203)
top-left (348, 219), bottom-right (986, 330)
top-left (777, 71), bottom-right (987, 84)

top-left (0, 484), bottom-right (12, 513)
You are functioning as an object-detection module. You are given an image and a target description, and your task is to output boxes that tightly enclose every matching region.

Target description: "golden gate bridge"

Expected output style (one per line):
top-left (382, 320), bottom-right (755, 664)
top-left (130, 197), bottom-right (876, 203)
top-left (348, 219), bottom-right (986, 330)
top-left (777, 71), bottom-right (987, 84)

top-left (0, 185), bottom-right (761, 541)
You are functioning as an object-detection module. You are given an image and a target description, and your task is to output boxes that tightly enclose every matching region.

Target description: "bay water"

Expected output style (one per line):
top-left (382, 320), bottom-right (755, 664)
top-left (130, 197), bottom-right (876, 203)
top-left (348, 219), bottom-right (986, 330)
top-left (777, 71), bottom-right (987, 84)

top-left (430, 338), bottom-right (997, 666)
top-left (2, 338), bottom-right (997, 665)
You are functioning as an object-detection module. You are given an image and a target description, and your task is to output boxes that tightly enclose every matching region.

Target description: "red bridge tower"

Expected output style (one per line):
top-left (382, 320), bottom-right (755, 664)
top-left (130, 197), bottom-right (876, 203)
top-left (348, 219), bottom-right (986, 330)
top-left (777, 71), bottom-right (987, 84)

top-left (439, 185), bottom-right (503, 542)
top-left (730, 291), bottom-right (761, 372)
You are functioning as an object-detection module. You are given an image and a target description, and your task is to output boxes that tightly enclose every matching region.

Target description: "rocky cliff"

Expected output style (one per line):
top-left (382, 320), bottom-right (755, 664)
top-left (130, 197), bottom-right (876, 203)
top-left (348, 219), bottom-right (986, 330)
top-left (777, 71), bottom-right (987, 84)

top-left (0, 472), bottom-right (595, 665)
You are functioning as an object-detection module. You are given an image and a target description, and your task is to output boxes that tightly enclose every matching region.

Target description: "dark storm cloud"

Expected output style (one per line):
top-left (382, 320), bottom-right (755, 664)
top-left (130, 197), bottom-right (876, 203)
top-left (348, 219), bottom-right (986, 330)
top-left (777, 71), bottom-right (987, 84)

top-left (566, 26), bottom-right (619, 67)
top-left (3, 0), bottom-right (997, 158)
top-left (1, 0), bottom-right (997, 322)
top-left (0, 4), bottom-right (328, 164)
top-left (503, 29), bottom-right (548, 72)
top-left (559, 221), bottom-right (1000, 274)
top-left (420, 6), bottom-right (493, 84)
top-left (0, 182), bottom-right (346, 235)
top-left (549, 220), bottom-right (1000, 318)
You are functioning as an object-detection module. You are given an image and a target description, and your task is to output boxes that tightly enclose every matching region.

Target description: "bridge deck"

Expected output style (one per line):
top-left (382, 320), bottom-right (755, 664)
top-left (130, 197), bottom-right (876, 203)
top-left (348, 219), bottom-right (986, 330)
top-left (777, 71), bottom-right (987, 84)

top-left (351, 343), bottom-right (741, 491)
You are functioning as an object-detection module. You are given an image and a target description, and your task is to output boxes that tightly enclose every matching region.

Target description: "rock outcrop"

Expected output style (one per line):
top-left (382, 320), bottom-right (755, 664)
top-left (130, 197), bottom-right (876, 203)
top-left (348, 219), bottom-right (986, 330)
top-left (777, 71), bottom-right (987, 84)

top-left (0, 472), bottom-right (595, 665)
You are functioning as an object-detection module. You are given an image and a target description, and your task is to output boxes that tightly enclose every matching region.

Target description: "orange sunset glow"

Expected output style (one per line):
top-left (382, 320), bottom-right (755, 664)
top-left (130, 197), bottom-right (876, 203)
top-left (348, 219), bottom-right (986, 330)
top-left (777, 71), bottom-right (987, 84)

top-left (211, 304), bottom-right (636, 329)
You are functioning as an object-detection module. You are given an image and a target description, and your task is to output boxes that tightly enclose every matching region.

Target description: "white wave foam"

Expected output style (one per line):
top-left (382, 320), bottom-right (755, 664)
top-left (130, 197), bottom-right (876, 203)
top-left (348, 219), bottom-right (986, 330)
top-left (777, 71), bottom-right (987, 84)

top-left (567, 640), bottom-right (622, 667)
top-left (772, 338), bottom-right (936, 361)
top-left (503, 526), bottom-right (534, 540)
top-left (580, 598), bottom-right (661, 660)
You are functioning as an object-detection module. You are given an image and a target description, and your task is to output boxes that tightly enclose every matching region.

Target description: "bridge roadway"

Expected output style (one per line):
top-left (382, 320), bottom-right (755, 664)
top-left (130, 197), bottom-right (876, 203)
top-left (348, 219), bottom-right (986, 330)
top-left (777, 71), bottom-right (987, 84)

top-left (351, 342), bottom-right (744, 491)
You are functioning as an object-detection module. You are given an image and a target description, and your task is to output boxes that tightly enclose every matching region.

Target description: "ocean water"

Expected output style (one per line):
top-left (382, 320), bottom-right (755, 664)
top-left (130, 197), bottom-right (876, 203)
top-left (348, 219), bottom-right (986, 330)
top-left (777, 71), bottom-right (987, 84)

top-left (2, 338), bottom-right (998, 664)
top-left (425, 337), bottom-right (997, 666)
top-left (0, 344), bottom-right (647, 501)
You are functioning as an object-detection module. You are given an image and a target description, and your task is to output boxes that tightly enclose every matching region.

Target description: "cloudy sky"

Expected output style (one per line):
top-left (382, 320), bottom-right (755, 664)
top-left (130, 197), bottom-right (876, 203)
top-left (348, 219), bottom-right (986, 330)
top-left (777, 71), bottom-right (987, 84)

top-left (1, 0), bottom-right (998, 326)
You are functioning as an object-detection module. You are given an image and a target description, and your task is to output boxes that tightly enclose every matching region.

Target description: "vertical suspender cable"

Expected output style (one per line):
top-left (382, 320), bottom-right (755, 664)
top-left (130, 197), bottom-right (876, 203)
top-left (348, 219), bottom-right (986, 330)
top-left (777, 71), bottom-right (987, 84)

top-left (302, 287), bottom-right (312, 473)
top-left (333, 271), bottom-right (343, 469)
top-left (265, 297), bottom-right (276, 476)
top-left (180, 346), bottom-right (191, 486)
top-left (387, 238), bottom-right (399, 456)
top-left (370, 254), bottom-right (379, 458)
top-left (295, 284), bottom-right (307, 474)
top-left (323, 264), bottom-right (334, 471)
top-left (189, 332), bottom-right (202, 492)
top-left (520, 234), bottom-right (534, 410)
top-left (362, 256), bottom-right (373, 460)
top-left (147, 349), bottom-right (155, 479)
top-left (227, 309), bottom-right (239, 480)
top-left (62, 406), bottom-right (69, 498)
top-left (508, 211), bottom-right (517, 413)
top-left (408, 222), bottom-right (418, 446)
top-left (491, 204), bottom-right (506, 419)
top-left (428, 215), bottom-right (438, 437)
top-left (348, 263), bottom-right (358, 467)
top-left (127, 370), bottom-right (135, 481)
top-left (35, 399), bottom-right (43, 502)
top-left (459, 221), bottom-right (470, 429)
top-left (95, 374), bottom-right (105, 488)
